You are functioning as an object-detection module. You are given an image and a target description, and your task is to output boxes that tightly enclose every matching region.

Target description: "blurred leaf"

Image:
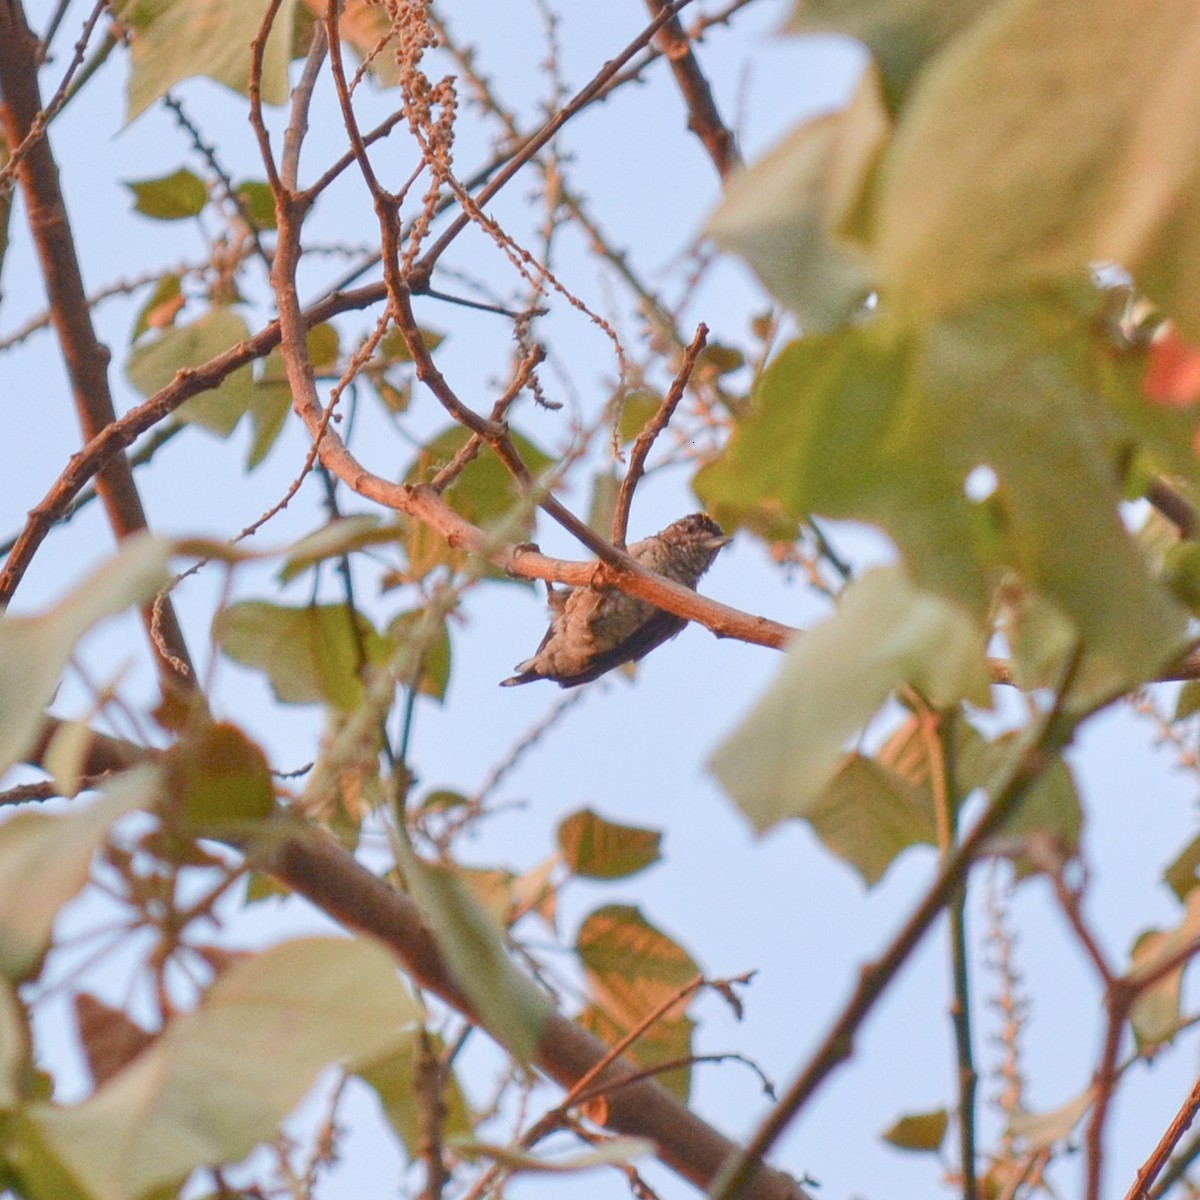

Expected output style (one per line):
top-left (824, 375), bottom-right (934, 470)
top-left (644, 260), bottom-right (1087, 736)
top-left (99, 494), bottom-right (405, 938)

top-left (355, 1030), bottom-right (473, 1161)
top-left (695, 299), bottom-right (1190, 698)
top-left (1129, 889), bottom-right (1200, 1050)
top-left (1164, 834), bottom-right (1200, 902)
top-left (299, 0), bottom-right (403, 86)
top-left (557, 809), bottom-right (662, 880)
top-left (122, 0), bottom-right (299, 121)
top-left (0, 978), bottom-right (27, 1107)
top-left (786, 0), bottom-right (995, 108)
top-left (808, 754), bottom-right (935, 886)
top-left (376, 325), bottom-right (444, 364)
top-left (618, 388), bottom-right (663, 443)
top-left (32, 937), bottom-right (419, 1200)
top-left (402, 426), bottom-right (552, 580)
top-left (395, 843), bottom-right (552, 1062)
top-left (578, 1003), bottom-right (694, 1103)
top-left (450, 1135), bottom-right (655, 1173)
top-left (131, 273), bottom-right (184, 341)
top-left (710, 567), bottom-right (990, 833)
top-left (75, 994), bottom-right (154, 1088)
top-left (306, 321), bottom-right (340, 368)
top-left (125, 168), bottom-right (207, 220)
top-left (164, 721), bottom-right (275, 830)
top-left (279, 516), bottom-right (398, 582)
top-left (707, 64), bottom-right (887, 331)
top-left (874, 1), bottom-right (1200, 337)
top-left (386, 610), bottom-right (452, 702)
top-left (587, 469), bottom-right (620, 538)
top-left (881, 1107), bottom-right (948, 1152)
top-left (213, 601), bottom-right (386, 712)
top-left (247, 347), bottom-right (293, 468)
top-left (0, 767), bottom-right (157, 981)
top-left (696, 343), bottom-right (746, 378)
top-left (576, 905), bottom-right (698, 1031)
top-left (128, 309), bottom-right (255, 437)
top-left (1162, 542), bottom-right (1200, 615)
top-left (232, 179), bottom-right (277, 229)
top-left (0, 536), bottom-right (171, 776)
top-left (1007, 1088), bottom-right (1093, 1149)
top-left (512, 856), bottom-right (558, 930)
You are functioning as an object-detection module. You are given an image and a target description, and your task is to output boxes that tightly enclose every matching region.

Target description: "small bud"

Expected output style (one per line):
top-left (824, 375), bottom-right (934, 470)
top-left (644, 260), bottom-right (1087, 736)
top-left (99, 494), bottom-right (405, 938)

top-left (501, 513), bottom-right (730, 687)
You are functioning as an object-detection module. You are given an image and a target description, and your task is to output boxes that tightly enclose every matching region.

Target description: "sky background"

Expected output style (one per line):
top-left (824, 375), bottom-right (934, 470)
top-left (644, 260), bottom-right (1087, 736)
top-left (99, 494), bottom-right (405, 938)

top-left (4, 2), bottom-right (1200, 1198)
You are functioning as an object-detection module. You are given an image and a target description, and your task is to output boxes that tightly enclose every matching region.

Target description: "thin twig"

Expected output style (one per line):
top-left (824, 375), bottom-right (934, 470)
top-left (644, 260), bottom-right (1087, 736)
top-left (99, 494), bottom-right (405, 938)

top-left (413, 0), bottom-right (695, 277)
top-left (1126, 1073), bottom-right (1200, 1200)
top-left (611, 324), bottom-right (707, 548)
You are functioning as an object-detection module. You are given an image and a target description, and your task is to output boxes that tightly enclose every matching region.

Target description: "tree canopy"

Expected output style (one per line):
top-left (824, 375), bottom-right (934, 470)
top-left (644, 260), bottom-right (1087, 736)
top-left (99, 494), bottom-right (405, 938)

top-left (4, 2), bottom-right (1200, 1199)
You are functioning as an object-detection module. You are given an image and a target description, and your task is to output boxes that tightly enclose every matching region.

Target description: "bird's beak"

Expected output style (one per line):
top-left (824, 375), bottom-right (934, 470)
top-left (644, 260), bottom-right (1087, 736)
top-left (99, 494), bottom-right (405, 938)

top-left (707, 533), bottom-right (733, 551)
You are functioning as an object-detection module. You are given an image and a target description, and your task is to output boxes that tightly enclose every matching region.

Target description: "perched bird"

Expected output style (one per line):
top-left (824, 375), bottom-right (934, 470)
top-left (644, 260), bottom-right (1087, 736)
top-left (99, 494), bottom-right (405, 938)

top-left (501, 513), bottom-right (730, 688)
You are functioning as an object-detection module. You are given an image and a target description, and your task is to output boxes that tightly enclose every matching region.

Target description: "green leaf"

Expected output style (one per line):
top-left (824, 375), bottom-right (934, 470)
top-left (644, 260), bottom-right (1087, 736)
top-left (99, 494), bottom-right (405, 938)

top-left (355, 1031), bottom-right (472, 1161)
top-left (807, 754), bottom-right (935, 887)
top-left (278, 516), bottom-right (398, 582)
top-left (0, 767), bottom-right (158, 981)
top-left (557, 809), bottom-right (662, 880)
top-left (125, 168), bottom-right (207, 220)
top-left (786, 0), bottom-right (996, 108)
top-left (450, 1135), bottom-right (655, 1174)
top-left (246, 347), bottom-right (293, 468)
top-left (1164, 833), bottom-right (1200, 902)
top-left (695, 301), bottom-right (1190, 697)
top-left (881, 1107), bottom-right (949, 1153)
top-left (402, 426), bottom-right (553, 580)
top-left (707, 64), bottom-right (887, 331)
top-left (617, 388), bottom-right (663, 443)
top-left (0, 978), bottom-right (28, 1106)
top-left (122, 0), bottom-right (300, 122)
top-left (874, 0), bottom-right (1200, 335)
top-left (990, 751), bottom-right (1081, 874)
top-left (306, 321), bottom-right (340, 368)
top-left (393, 843), bottom-right (552, 1063)
top-left (0, 536), bottom-right (171, 776)
top-left (213, 601), bottom-right (386, 712)
top-left (127, 308), bottom-right (255, 437)
top-left (31, 937), bottom-right (419, 1200)
top-left (710, 566), bottom-right (990, 833)
top-left (1007, 1088), bottom-right (1093, 1149)
top-left (1128, 889), bottom-right (1200, 1050)
top-left (385, 610), bottom-right (452, 703)
top-left (130, 273), bottom-right (183, 341)
top-left (164, 721), bottom-right (275, 830)
top-left (232, 179), bottom-right (277, 229)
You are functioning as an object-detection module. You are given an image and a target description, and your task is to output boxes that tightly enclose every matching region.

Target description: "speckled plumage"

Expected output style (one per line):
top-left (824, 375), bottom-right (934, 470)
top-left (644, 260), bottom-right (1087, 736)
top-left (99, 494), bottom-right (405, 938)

top-left (501, 514), bottom-right (730, 687)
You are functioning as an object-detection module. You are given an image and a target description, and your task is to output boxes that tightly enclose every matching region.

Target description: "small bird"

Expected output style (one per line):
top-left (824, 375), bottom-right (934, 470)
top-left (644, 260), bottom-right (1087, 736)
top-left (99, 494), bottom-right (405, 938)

top-left (501, 513), bottom-right (731, 688)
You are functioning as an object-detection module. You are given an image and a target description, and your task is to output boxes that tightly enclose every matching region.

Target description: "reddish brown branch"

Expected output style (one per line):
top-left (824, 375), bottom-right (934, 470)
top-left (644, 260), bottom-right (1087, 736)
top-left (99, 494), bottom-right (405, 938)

top-left (611, 324), bottom-right (707, 548)
top-left (0, 0), bottom-right (193, 688)
top-left (643, 0), bottom-right (740, 179)
top-left (263, 823), bottom-right (810, 1200)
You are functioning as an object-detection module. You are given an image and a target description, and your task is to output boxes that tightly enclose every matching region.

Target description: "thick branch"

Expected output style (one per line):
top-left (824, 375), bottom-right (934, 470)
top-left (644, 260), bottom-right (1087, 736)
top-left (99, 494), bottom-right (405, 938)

top-left (0, 2), bottom-right (193, 686)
